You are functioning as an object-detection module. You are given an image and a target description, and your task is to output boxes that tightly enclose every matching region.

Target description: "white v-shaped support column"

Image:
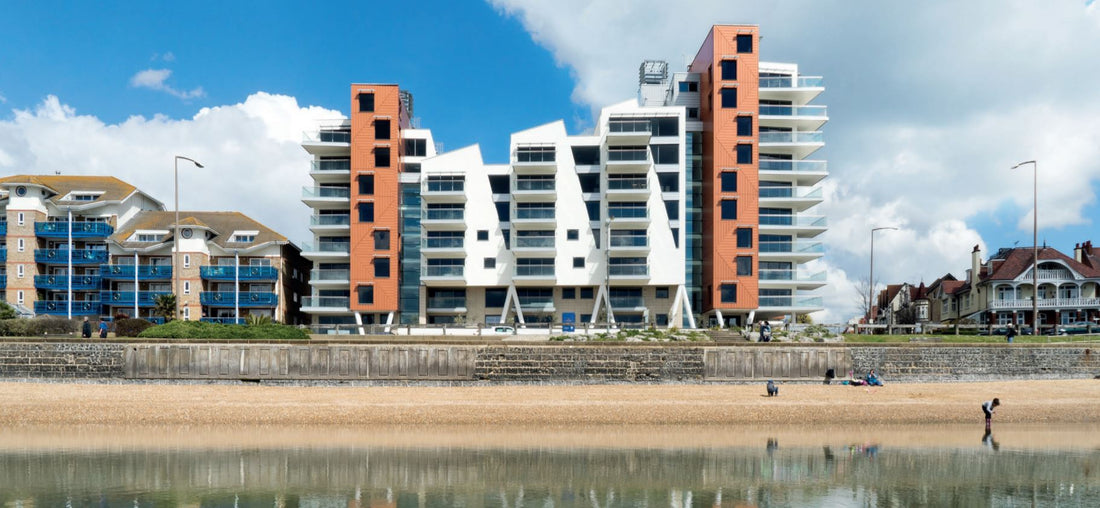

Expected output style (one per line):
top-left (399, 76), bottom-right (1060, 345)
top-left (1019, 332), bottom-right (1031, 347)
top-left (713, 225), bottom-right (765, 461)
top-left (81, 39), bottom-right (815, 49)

top-left (590, 284), bottom-right (616, 325)
top-left (499, 284), bottom-right (526, 325)
top-left (669, 285), bottom-right (696, 329)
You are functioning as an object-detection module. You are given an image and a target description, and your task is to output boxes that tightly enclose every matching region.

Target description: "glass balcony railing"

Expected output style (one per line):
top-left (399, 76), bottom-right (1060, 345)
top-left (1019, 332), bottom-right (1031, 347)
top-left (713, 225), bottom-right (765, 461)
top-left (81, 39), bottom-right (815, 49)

top-left (607, 149), bottom-right (649, 162)
top-left (514, 208), bottom-right (555, 220)
top-left (425, 180), bottom-right (465, 193)
top-left (608, 119), bottom-right (652, 134)
top-left (515, 148), bottom-right (556, 163)
top-left (427, 297), bottom-right (467, 309)
top-left (300, 242), bottom-right (351, 254)
top-left (309, 215), bottom-right (350, 227)
top-left (310, 159), bottom-right (351, 172)
top-left (609, 265), bottom-right (649, 277)
top-left (610, 296), bottom-right (645, 307)
top-left (35, 249), bottom-right (109, 265)
top-left (609, 236), bottom-right (649, 248)
top-left (301, 187), bottom-right (350, 199)
top-left (759, 270), bottom-right (827, 282)
top-left (34, 274), bottom-right (100, 290)
top-left (424, 266), bottom-right (464, 277)
top-left (424, 209), bottom-right (464, 221)
top-left (303, 130), bottom-right (351, 143)
top-left (515, 237), bottom-right (555, 249)
top-left (424, 237), bottom-right (464, 249)
top-left (301, 296), bottom-right (349, 309)
top-left (759, 105), bottom-right (828, 117)
top-left (35, 221), bottom-right (114, 238)
top-left (101, 291), bottom-right (171, 307)
top-left (99, 265), bottom-right (172, 280)
top-left (759, 160), bottom-right (828, 172)
top-left (607, 178), bottom-right (648, 191)
top-left (608, 207), bottom-right (648, 219)
top-left (309, 269), bottom-right (350, 282)
top-left (759, 76), bottom-right (824, 88)
top-left (759, 131), bottom-right (824, 143)
top-left (758, 187), bottom-right (824, 199)
top-left (759, 241), bottom-right (825, 254)
top-left (759, 296), bottom-right (824, 308)
top-left (34, 300), bottom-right (100, 316)
top-left (514, 265), bottom-right (555, 277)
top-left (759, 214), bottom-right (828, 227)
top-left (515, 179), bottom-right (556, 191)
top-left (520, 299), bottom-right (555, 310)
top-left (200, 266), bottom-right (278, 281)
top-left (201, 291), bottom-right (277, 307)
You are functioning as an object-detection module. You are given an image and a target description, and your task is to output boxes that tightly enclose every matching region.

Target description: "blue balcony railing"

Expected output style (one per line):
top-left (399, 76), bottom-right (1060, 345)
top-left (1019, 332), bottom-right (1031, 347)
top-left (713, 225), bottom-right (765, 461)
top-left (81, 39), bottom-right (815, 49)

top-left (34, 221), bottom-right (114, 239)
top-left (200, 265), bottom-right (278, 281)
top-left (201, 291), bottom-right (277, 307)
top-left (34, 300), bottom-right (100, 316)
top-left (0, 276), bottom-right (5, 289)
top-left (0, 222), bottom-right (6, 236)
top-left (35, 249), bottom-right (109, 265)
top-left (101, 291), bottom-right (171, 307)
top-left (99, 264), bottom-right (173, 280)
top-left (0, 248), bottom-right (7, 263)
top-left (34, 274), bottom-right (101, 291)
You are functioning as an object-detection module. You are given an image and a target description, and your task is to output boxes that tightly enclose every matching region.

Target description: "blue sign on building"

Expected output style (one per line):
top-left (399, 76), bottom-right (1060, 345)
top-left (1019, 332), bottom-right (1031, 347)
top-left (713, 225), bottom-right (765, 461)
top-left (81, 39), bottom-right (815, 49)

top-left (562, 312), bottom-right (576, 333)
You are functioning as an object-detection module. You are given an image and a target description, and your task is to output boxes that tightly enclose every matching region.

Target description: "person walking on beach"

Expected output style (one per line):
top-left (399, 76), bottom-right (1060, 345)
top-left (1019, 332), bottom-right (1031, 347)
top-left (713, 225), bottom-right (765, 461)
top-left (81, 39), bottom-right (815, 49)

top-left (982, 398), bottom-right (1000, 429)
top-left (760, 321), bottom-right (772, 342)
top-left (1006, 324), bottom-right (1016, 343)
top-left (98, 319), bottom-right (108, 339)
top-left (81, 317), bottom-right (92, 338)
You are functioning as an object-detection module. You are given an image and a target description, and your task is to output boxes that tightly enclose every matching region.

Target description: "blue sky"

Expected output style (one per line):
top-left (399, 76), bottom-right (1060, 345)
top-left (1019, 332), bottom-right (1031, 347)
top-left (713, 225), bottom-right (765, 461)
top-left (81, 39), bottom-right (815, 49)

top-left (2, 0), bottom-right (1099, 322)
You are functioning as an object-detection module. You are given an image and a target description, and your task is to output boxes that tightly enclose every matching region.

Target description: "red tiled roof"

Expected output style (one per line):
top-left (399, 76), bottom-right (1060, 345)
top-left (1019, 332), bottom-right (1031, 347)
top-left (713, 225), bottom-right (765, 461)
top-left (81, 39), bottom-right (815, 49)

top-left (984, 246), bottom-right (1100, 280)
top-left (941, 280), bottom-right (966, 295)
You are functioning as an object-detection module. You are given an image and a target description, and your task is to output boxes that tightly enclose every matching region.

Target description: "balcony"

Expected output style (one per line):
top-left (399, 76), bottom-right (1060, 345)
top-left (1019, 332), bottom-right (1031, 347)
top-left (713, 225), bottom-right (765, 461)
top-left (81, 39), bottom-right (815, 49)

top-left (302, 123), bottom-right (352, 156)
top-left (1033, 269), bottom-right (1075, 281)
top-left (758, 186), bottom-right (824, 212)
top-left (759, 270), bottom-right (827, 289)
top-left (758, 214), bottom-right (827, 236)
top-left (101, 291), bottom-right (171, 307)
top-left (34, 300), bottom-right (100, 316)
top-left (608, 235), bottom-right (650, 254)
top-left (34, 274), bottom-right (101, 291)
top-left (758, 295), bottom-right (824, 310)
top-left (100, 265), bottom-right (172, 280)
top-left (513, 145), bottom-right (557, 173)
top-left (301, 186), bottom-right (351, 208)
top-left (422, 178), bottom-right (466, 203)
top-left (35, 249), bottom-right (109, 265)
top-left (759, 131), bottom-right (825, 159)
top-left (513, 178), bottom-right (556, 202)
top-left (300, 296), bottom-right (350, 314)
top-left (308, 269), bottom-right (350, 287)
top-left (0, 248), bottom-right (5, 262)
top-left (309, 159), bottom-right (351, 182)
top-left (606, 177), bottom-right (650, 199)
top-left (514, 264), bottom-right (555, 282)
top-left (421, 208), bottom-right (465, 230)
top-left (201, 291), bottom-right (278, 307)
top-left (607, 206), bottom-right (650, 226)
top-left (300, 242), bottom-right (351, 260)
top-left (759, 241), bottom-right (825, 261)
top-left (759, 76), bottom-right (825, 103)
top-left (990, 297), bottom-right (1100, 310)
top-left (758, 105), bottom-right (828, 130)
top-left (512, 207), bottom-right (556, 229)
top-left (513, 236), bottom-right (556, 253)
top-left (606, 148), bottom-right (651, 172)
top-left (760, 76), bottom-right (825, 89)
top-left (200, 265), bottom-right (279, 281)
top-left (608, 264), bottom-right (649, 281)
top-left (426, 297), bottom-right (467, 311)
top-left (0, 276), bottom-right (5, 289)
top-left (519, 299), bottom-right (555, 313)
top-left (34, 221), bottom-right (115, 239)
top-left (422, 265), bottom-right (465, 286)
top-left (0, 222), bottom-right (6, 236)
top-left (610, 296), bottom-right (645, 309)
top-left (422, 236), bottom-right (465, 256)
top-left (759, 159), bottom-right (828, 185)
top-left (309, 214), bottom-right (351, 232)
top-left (606, 118), bottom-right (652, 145)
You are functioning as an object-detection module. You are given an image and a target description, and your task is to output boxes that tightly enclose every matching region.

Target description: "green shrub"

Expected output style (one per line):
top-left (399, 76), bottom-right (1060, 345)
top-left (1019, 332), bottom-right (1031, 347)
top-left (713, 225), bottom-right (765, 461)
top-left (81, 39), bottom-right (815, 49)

top-left (138, 320), bottom-right (308, 340)
top-left (0, 319), bottom-right (32, 336)
top-left (0, 302), bottom-right (16, 320)
top-left (115, 318), bottom-right (154, 337)
top-left (30, 316), bottom-right (79, 335)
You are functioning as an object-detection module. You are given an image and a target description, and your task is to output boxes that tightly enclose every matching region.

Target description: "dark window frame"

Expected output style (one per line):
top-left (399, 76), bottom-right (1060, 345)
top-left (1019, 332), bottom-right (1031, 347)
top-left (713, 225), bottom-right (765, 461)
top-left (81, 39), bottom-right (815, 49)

top-left (374, 257), bottom-right (390, 278)
top-left (721, 200), bottom-right (737, 220)
top-left (374, 147), bottom-right (391, 168)
top-left (721, 172), bottom-right (737, 193)
top-left (374, 119), bottom-right (390, 140)
top-left (720, 88), bottom-right (737, 108)
top-left (357, 93), bottom-right (374, 112)
top-left (720, 284), bottom-right (737, 303)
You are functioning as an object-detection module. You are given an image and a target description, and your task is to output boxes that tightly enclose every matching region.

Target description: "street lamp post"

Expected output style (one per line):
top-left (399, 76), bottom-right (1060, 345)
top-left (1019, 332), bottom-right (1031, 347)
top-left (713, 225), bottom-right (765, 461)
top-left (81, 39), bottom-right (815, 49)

top-left (868, 227), bottom-right (898, 327)
top-left (1012, 160), bottom-right (1038, 334)
top-left (174, 156), bottom-right (203, 320)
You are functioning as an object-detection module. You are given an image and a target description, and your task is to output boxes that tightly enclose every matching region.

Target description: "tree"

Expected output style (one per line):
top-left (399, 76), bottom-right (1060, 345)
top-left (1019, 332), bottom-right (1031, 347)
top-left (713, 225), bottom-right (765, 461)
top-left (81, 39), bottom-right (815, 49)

top-left (796, 313), bottom-right (814, 324)
top-left (0, 301), bottom-right (16, 320)
top-left (153, 294), bottom-right (177, 322)
top-left (245, 314), bottom-right (272, 326)
top-left (853, 277), bottom-right (879, 323)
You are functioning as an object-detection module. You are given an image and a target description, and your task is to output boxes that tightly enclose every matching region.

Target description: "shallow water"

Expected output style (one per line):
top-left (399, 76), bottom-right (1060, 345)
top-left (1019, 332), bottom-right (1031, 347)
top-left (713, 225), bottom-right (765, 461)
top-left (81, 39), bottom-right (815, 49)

top-left (1, 425), bottom-right (1097, 507)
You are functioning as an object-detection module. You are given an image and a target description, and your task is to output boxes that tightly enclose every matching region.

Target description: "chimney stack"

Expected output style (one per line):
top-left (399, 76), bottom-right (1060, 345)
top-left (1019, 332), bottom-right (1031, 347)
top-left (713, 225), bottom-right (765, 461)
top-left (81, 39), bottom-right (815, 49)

top-left (971, 245), bottom-right (981, 287)
top-left (1075, 243), bottom-right (1083, 263)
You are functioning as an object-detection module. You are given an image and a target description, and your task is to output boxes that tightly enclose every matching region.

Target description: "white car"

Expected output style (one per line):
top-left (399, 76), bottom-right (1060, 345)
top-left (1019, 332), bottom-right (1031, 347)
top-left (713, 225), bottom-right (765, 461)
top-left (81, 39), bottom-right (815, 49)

top-left (493, 326), bottom-right (516, 334)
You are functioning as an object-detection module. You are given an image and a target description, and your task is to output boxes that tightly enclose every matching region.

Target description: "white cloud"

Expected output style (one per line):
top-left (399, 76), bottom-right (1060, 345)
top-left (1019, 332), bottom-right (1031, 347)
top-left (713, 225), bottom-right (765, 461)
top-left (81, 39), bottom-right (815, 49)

top-left (129, 68), bottom-right (205, 99)
top-left (0, 92), bottom-right (6, 104)
top-left (0, 93), bottom-right (343, 246)
top-left (489, 0), bottom-right (1100, 322)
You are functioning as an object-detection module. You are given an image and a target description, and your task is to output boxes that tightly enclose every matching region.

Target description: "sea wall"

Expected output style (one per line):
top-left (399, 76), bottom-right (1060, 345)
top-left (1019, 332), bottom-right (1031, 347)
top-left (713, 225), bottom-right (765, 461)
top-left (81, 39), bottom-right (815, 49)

top-left (0, 341), bottom-right (1097, 383)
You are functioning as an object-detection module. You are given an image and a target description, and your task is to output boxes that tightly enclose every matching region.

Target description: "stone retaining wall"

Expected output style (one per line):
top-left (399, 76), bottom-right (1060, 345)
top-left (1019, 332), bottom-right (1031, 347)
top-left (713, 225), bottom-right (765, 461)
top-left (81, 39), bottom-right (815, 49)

top-left (0, 341), bottom-right (1096, 383)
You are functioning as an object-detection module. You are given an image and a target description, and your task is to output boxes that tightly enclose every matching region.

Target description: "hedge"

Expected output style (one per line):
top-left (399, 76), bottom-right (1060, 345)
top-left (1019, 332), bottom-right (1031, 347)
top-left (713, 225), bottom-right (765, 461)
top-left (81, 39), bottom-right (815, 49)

top-left (138, 320), bottom-right (308, 340)
top-left (114, 318), bottom-right (154, 337)
top-left (0, 316), bottom-right (81, 336)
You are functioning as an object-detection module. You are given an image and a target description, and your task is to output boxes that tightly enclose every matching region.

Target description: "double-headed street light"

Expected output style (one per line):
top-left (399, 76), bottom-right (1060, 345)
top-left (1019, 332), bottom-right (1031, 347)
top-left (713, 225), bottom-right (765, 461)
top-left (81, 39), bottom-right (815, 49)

top-left (174, 156), bottom-right (203, 320)
top-left (868, 226), bottom-right (898, 325)
top-left (1011, 160), bottom-right (1038, 334)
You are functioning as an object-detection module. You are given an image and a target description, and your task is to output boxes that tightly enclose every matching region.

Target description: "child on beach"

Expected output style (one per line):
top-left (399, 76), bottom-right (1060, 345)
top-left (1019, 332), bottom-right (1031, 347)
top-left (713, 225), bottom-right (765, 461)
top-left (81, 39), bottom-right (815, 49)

top-left (982, 398), bottom-right (1000, 428)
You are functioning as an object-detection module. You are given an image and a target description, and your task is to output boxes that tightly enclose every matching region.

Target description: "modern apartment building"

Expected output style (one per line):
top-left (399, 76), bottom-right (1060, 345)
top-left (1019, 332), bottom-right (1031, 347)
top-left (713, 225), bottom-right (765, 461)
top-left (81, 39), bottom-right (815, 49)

top-left (299, 24), bottom-right (828, 329)
top-left (0, 175), bottom-right (309, 323)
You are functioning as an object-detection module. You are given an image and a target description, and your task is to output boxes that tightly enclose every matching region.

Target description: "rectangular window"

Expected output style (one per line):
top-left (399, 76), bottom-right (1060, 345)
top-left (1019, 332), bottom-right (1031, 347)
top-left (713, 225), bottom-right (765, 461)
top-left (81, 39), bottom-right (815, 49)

top-left (736, 228), bottom-right (753, 248)
top-left (484, 257), bottom-right (496, 269)
top-left (736, 116), bottom-right (753, 137)
top-left (650, 117), bottom-right (679, 136)
top-left (489, 175), bottom-right (510, 194)
top-left (374, 147), bottom-right (390, 168)
top-left (184, 307), bottom-right (190, 320)
top-left (736, 144), bottom-right (752, 164)
top-left (562, 288), bottom-right (576, 299)
top-left (477, 230), bottom-right (489, 241)
top-left (736, 256), bottom-right (752, 276)
top-left (17, 265), bottom-right (24, 278)
top-left (720, 284), bottom-right (737, 303)
top-left (656, 314), bottom-right (669, 326)
top-left (678, 81), bottom-right (698, 92)
top-left (16, 290), bottom-right (24, 304)
top-left (573, 257), bottom-right (585, 268)
top-left (17, 238), bottom-right (24, 252)
top-left (374, 119), bottom-right (390, 140)
top-left (721, 200), bottom-right (738, 220)
top-left (358, 285), bottom-right (374, 304)
top-left (358, 174), bottom-right (374, 195)
top-left (736, 34), bottom-right (753, 53)
top-left (373, 230), bottom-right (389, 250)
top-left (403, 138), bottom-right (427, 157)
top-left (665, 200), bottom-right (679, 220)
top-left (182, 281), bottom-right (190, 295)
top-left (656, 287), bottom-right (669, 299)
top-left (581, 287), bottom-right (594, 299)
top-left (183, 254), bottom-right (190, 268)
top-left (720, 88), bottom-right (737, 108)
top-left (687, 107), bottom-right (699, 120)
top-left (17, 212), bottom-right (24, 226)
top-left (720, 60), bottom-right (737, 80)
top-left (374, 257), bottom-right (390, 278)
top-left (567, 229), bottom-right (579, 240)
top-left (721, 172), bottom-right (737, 192)
top-left (358, 202), bottom-right (374, 222)
top-left (650, 144), bottom-right (679, 164)
top-left (358, 93), bottom-right (374, 112)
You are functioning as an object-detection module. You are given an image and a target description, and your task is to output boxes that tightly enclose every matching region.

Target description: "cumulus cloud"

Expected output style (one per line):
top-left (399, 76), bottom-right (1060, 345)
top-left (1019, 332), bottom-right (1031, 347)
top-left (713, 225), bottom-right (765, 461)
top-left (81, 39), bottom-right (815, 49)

top-left (489, 0), bottom-right (1100, 322)
top-left (129, 68), bottom-right (205, 99)
top-left (0, 93), bottom-right (343, 246)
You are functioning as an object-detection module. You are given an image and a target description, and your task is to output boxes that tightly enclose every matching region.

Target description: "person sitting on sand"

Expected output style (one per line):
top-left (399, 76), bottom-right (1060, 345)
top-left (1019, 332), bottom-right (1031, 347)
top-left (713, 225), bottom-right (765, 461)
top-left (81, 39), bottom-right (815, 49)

top-left (866, 369), bottom-right (883, 386)
top-left (844, 370), bottom-right (865, 386)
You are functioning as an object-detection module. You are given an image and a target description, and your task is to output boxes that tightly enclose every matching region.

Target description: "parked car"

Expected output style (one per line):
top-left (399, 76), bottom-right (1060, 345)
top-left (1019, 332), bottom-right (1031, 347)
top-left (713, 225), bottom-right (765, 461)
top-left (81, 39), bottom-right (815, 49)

top-left (492, 326), bottom-right (516, 334)
top-left (985, 325), bottom-right (1032, 336)
top-left (1057, 321), bottom-right (1095, 335)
